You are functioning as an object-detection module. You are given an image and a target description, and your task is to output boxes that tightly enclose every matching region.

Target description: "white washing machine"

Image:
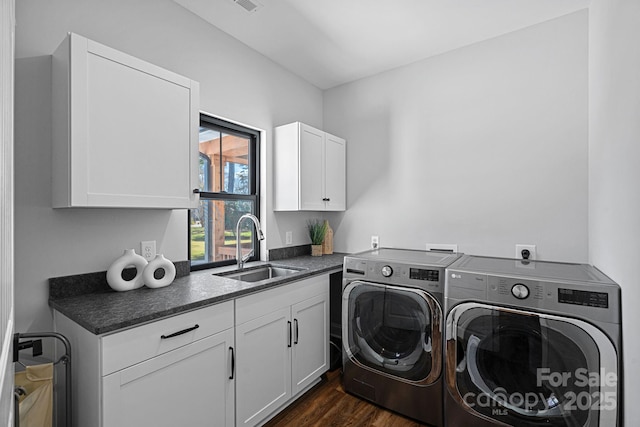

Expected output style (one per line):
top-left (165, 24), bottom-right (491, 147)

top-left (342, 248), bottom-right (462, 426)
top-left (444, 255), bottom-right (622, 427)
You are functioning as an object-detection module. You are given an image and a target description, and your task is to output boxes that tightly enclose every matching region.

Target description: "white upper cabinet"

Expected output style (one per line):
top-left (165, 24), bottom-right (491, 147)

top-left (274, 122), bottom-right (346, 211)
top-left (52, 33), bottom-right (200, 208)
top-left (323, 132), bottom-right (347, 211)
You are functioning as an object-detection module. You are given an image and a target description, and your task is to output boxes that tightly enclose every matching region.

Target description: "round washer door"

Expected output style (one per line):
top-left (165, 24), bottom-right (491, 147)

top-left (446, 302), bottom-right (619, 427)
top-left (342, 281), bottom-right (442, 385)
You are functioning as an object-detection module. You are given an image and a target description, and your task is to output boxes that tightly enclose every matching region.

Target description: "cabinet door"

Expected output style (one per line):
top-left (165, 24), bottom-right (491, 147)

top-left (291, 293), bottom-right (329, 395)
top-left (102, 329), bottom-right (234, 427)
top-left (235, 307), bottom-right (292, 427)
top-left (299, 123), bottom-right (326, 211)
top-left (53, 33), bottom-right (199, 208)
top-left (324, 133), bottom-right (346, 211)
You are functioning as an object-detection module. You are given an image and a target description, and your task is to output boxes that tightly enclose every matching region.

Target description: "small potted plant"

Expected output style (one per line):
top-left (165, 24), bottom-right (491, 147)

top-left (307, 219), bottom-right (327, 256)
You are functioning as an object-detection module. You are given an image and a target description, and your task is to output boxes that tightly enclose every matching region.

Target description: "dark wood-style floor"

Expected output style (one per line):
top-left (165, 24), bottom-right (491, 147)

top-left (264, 369), bottom-right (425, 427)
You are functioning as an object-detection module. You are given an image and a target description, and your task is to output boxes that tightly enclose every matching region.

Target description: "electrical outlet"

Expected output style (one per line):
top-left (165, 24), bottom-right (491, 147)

top-left (515, 244), bottom-right (536, 261)
top-left (285, 231), bottom-right (293, 245)
top-left (371, 235), bottom-right (379, 249)
top-left (141, 240), bottom-right (156, 261)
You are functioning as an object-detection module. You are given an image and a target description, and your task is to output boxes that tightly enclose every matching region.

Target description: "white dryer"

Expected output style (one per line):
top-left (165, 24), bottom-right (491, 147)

top-left (444, 255), bottom-right (622, 427)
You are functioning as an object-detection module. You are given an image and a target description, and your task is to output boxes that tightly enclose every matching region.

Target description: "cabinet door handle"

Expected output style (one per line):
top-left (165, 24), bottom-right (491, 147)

top-left (287, 321), bottom-right (292, 348)
top-left (229, 347), bottom-right (235, 380)
top-left (294, 319), bottom-right (299, 345)
top-left (160, 324), bottom-right (199, 339)
top-left (192, 188), bottom-right (200, 194)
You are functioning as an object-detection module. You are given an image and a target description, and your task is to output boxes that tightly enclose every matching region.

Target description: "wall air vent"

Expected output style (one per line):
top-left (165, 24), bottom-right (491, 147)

top-left (233, 0), bottom-right (262, 13)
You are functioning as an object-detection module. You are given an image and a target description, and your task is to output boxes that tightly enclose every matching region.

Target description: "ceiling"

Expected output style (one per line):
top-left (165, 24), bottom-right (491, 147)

top-left (174, 0), bottom-right (590, 90)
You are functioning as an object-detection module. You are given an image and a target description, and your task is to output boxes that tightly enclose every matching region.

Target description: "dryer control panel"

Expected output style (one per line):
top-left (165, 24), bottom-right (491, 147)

top-left (409, 268), bottom-right (440, 282)
top-left (343, 258), bottom-right (446, 293)
top-left (493, 278), bottom-right (544, 301)
top-left (446, 270), bottom-right (619, 324)
top-left (558, 288), bottom-right (609, 308)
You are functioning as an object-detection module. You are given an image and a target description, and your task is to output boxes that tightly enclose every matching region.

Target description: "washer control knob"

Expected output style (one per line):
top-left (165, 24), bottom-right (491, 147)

top-left (511, 283), bottom-right (530, 299)
top-left (381, 265), bottom-right (393, 277)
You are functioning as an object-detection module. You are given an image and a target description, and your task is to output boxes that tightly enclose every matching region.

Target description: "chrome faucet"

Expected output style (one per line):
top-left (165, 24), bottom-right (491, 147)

top-left (235, 213), bottom-right (265, 269)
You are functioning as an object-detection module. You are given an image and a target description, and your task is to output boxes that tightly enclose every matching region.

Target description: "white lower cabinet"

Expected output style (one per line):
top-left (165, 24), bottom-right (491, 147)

top-left (54, 300), bottom-right (235, 427)
top-left (235, 274), bottom-right (330, 427)
top-left (235, 308), bottom-right (292, 426)
top-left (102, 328), bottom-right (234, 427)
top-left (291, 293), bottom-right (329, 394)
top-left (53, 274), bottom-right (330, 427)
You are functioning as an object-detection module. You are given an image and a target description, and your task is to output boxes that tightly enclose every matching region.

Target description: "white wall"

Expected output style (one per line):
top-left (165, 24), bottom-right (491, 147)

top-left (589, 0), bottom-right (640, 423)
top-left (14, 0), bottom-right (324, 333)
top-left (324, 11), bottom-right (589, 261)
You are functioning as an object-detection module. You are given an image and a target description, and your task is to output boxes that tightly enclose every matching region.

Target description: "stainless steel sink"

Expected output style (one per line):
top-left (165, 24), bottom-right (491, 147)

top-left (214, 264), bottom-right (305, 282)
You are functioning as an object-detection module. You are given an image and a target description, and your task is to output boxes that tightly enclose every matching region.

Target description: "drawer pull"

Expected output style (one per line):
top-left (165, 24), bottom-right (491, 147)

top-left (160, 324), bottom-right (199, 339)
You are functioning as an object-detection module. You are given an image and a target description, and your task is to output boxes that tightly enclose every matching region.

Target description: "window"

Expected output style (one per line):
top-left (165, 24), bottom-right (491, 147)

top-left (190, 114), bottom-right (260, 270)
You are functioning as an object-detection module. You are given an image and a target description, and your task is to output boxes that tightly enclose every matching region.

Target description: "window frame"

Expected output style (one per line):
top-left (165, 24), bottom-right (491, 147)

top-left (189, 113), bottom-right (260, 271)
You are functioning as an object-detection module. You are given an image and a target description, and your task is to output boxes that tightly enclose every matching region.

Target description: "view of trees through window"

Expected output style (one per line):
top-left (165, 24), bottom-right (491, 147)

top-left (190, 116), bottom-right (259, 269)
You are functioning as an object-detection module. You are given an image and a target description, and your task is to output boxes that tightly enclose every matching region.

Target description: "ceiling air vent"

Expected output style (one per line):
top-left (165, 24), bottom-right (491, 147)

top-left (232, 0), bottom-right (262, 13)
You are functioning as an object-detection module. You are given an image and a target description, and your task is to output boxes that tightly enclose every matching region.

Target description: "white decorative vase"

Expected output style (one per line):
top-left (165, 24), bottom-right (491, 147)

top-left (106, 249), bottom-right (148, 292)
top-left (142, 254), bottom-right (176, 289)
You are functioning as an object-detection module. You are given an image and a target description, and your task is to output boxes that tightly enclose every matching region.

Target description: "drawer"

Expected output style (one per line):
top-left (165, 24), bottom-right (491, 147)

top-left (101, 300), bottom-right (234, 376)
top-left (235, 274), bottom-right (328, 325)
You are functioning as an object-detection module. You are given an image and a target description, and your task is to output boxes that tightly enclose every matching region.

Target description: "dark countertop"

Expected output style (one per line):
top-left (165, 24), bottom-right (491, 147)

top-left (49, 253), bottom-right (346, 335)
